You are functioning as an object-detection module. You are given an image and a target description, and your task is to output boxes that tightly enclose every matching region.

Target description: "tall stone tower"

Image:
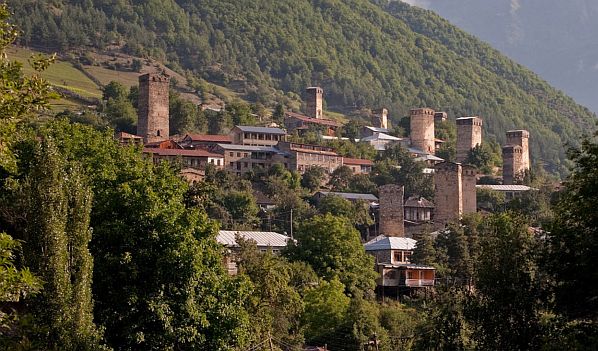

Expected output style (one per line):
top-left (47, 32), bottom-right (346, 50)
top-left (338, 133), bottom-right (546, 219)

top-left (461, 165), bottom-right (477, 215)
top-left (410, 108), bottom-right (436, 154)
top-left (306, 87), bottom-right (323, 119)
top-left (506, 130), bottom-right (530, 170)
top-left (379, 184), bottom-right (405, 237)
top-left (434, 162), bottom-right (463, 229)
top-left (456, 116), bottom-right (483, 163)
top-left (371, 108), bottom-right (388, 129)
top-left (137, 73), bottom-right (170, 143)
top-left (502, 145), bottom-right (524, 185)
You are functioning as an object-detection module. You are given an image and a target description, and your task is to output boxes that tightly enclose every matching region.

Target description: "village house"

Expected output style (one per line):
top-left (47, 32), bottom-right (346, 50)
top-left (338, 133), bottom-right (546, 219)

top-left (180, 133), bottom-right (232, 149)
top-left (314, 191), bottom-right (378, 205)
top-left (404, 196), bottom-right (434, 223)
top-left (284, 111), bottom-right (340, 137)
top-left (217, 230), bottom-right (293, 275)
top-left (342, 157), bottom-right (373, 174)
top-left (360, 126), bottom-right (390, 139)
top-left (213, 143), bottom-right (290, 175)
top-left (476, 184), bottom-right (536, 200)
top-left (364, 236), bottom-right (435, 293)
top-left (143, 148), bottom-right (225, 170)
top-left (277, 141), bottom-right (343, 173)
top-left (360, 132), bottom-right (409, 152)
top-left (116, 131), bottom-right (143, 145)
top-left (230, 125), bottom-right (287, 146)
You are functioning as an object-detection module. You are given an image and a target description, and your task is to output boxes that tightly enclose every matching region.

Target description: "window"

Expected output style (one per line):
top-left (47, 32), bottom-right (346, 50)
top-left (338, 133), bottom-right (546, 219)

top-left (394, 251), bottom-right (403, 263)
top-left (384, 270), bottom-right (397, 279)
top-left (404, 252), bottom-right (412, 263)
top-left (407, 271), bottom-right (415, 279)
top-left (229, 162), bottom-right (234, 167)
top-left (244, 153), bottom-right (249, 157)
top-left (229, 152), bottom-right (234, 157)
top-left (236, 162), bottom-right (241, 170)
top-left (237, 152), bottom-right (241, 157)
top-left (244, 162), bottom-right (248, 168)
top-left (157, 130), bottom-right (161, 136)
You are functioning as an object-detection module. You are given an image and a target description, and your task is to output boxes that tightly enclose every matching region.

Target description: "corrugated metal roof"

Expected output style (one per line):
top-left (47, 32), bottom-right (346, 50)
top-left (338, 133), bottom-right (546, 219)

top-left (364, 235), bottom-right (417, 251)
top-left (217, 230), bottom-right (292, 248)
top-left (216, 144), bottom-right (281, 152)
top-left (365, 126), bottom-right (390, 133)
top-left (235, 126), bottom-right (287, 134)
top-left (361, 132), bottom-right (403, 142)
top-left (317, 191), bottom-right (378, 201)
top-left (476, 185), bottom-right (535, 191)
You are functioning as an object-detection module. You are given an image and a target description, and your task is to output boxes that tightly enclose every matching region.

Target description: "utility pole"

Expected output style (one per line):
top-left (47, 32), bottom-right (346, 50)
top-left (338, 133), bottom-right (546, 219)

top-left (290, 208), bottom-right (293, 239)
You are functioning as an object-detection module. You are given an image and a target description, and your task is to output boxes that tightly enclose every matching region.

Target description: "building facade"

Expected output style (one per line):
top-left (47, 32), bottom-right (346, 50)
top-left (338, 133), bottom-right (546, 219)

top-left (506, 130), bottom-right (530, 171)
top-left (137, 73), bottom-right (170, 143)
top-left (502, 144), bottom-right (524, 185)
top-left (410, 108), bottom-right (436, 154)
top-left (378, 184), bottom-right (405, 237)
top-left (230, 126), bottom-right (287, 147)
top-left (456, 116), bottom-right (483, 163)
top-left (143, 148), bottom-right (224, 170)
top-left (434, 162), bottom-right (463, 228)
top-left (306, 87), bottom-right (324, 119)
top-left (277, 142), bottom-right (343, 173)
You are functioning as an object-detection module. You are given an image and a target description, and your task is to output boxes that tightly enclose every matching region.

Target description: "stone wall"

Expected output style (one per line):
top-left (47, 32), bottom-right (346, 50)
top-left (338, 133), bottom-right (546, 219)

top-left (506, 130), bottom-right (530, 171)
top-left (434, 162), bottom-right (462, 228)
top-left (306, 87), bottom-right (323, 119)
top-left (462, 165), bottom-right (477, 214)
top-left (137, 73), bottom-right (170, 143)
top-left (456, 117), bottom-right (483, 163)
top-left (502, 145), bottom-right (524, 185)
top-left (379, 184), bottom-right (405, 237)
top-left (410, 108), bottom-right (435, 154)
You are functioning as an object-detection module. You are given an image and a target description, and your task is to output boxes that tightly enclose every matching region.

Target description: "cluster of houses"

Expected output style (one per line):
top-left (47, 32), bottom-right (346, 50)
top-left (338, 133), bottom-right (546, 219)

top-left (122, 73), bottom-right (536, 296)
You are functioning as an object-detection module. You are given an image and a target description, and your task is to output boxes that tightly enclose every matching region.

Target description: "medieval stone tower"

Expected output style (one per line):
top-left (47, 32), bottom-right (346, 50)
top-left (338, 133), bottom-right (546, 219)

top-left (137, 73), bottom-right (170, 143)
top-left (461, 164), bottom-right (478, 215)
top-left (502, 145), bottom-right (524, 185)
top-left (456, 116), bottom-right (483, 163)
top-left (410, 108), bottom-right (436, 154)
top-left (306, 87), bottom-right (323, 119)
top-left (506, 130), bottom-right (530, 170)
top-left (379, 184), bottom-right (405, 237)
top-left (433, 162), bottom-right (463, 228)
top-left (371, 108), bottom-right (388, 129)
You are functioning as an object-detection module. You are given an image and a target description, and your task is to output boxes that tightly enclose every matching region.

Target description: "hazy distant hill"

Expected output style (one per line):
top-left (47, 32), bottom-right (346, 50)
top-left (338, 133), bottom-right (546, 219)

top-left (406, 0), bottom-right (598, 114)
top-left (7, 0), bottom-right (597, 174)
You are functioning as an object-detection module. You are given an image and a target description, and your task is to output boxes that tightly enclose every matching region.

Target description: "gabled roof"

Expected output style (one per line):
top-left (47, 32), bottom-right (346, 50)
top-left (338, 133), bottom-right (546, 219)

top-left (361, 132), bottom-right (404, 142)
top-left (117, 131), bottom-right (142, 139)
top-left (317, 191), bottom-right (378, 202)
top-left (364, 235), bottom-right (417, 251)
top-left (143, 148), bottom-right (223, 158)
top-left (234, 125), bottom-right (286, 135)
top-left (364, 126), bottom-right (390, 133)
top-left (183, 134), bottom-right (232, 143)
top-left (342, 157), bottom-right (373, 166)
top-left (217, 230), bottom-right (292, 248)
top-left (415, 154), bottom-right (445, 162)
top-left (404, 196), bottom-right (434, 208)
top-left (284, 111), bottom-right (341, 127)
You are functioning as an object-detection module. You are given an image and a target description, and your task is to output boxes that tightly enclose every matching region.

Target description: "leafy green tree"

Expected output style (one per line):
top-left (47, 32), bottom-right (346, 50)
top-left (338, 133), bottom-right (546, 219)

top-left (103, 96), bottom-right (137, 133)
top-left (412, 228), bottom-right (437, 267)
top-left (169, 90), bottom-right (200, 135)
top-left (373, 144), bottom-right (433, 198)
top-left (302, 278), bottom-right (350, 344)
top-left (286, 214), bottom-right (377, 296)
top-left (101, 81), bottom-right (128, 101)
top-left (301, 165), bottom-right (326, 192)
top-left (548, 133), bottom-right (598, 319)
top-left (272, 103), bottom-right (285, 124)
top-left (435, 224), bottom-right (473, 285)
top-left (328, 165), bottom-right (354, 191)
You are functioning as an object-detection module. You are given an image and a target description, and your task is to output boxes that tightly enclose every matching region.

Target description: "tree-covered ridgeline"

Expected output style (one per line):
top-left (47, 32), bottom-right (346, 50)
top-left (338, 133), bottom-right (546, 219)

top-left (7, 0), bottom-right (597, 175)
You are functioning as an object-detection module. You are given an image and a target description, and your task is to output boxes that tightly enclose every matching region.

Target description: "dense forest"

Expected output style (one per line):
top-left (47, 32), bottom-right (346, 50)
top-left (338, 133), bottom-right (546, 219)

top-left (6, 0), bottom-right (597, 175)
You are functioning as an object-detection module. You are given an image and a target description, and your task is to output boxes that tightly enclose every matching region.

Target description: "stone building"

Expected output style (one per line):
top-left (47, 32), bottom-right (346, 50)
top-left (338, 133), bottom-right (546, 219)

top-left (137, 73), bottom-right (170, 143)
top-left (502, 144), bottom-right (524, 185)
top-left (461, 164), bottom-right (478, 214)
top-left (506, 130), bottom-right (530, 171)
top-left (214, 144), bottom-right (289, 175)
top-left (434, 111), bottom-right (448, 122)
top-left (371, 108), bottom-right (389, 130)
top-left (143, 148), bottom-right (224, 170)
top-left (277, 141), bottom-right (343, 173)
top-left (410, 108), bottom-right (436, 154)
top-left (342, 157), bottom-right (373, 174)
top-left (378, 184), bottom-right (405, 237)
top-left (456, 116), bottom-right (483, 163)
top-left (284, 111), bottom-right (340, 137)
top-left (404, 196), bottom-right (434, 223)
top-left (306, 86), bottom-right (323, 119)
top-left (434, 162), bottom-right (463, 228)
top-left (229, 126), bottom-right (286, 147)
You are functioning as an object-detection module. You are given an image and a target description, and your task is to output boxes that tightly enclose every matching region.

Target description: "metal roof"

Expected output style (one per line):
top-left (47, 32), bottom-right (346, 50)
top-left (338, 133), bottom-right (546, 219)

top-left (317, 191), bottom-right (378, 201)
top-left (234, 126), bottom-right (286, 134)
top-left (365, 126), bottom-right (390, 133)
top-left (215, 144), bottom-right (281, 152)
top-left (217, 230), bottom-right (292, 248)
top-left (377, 263), bottom-right (436, 270)
top-left (404, 196), bottom-right (434, 208)
top-left (476, 185), bottom-right (535, 192)
top-left (364, 235), bottom-right (417, 251)
top-left (415, 154), bottom-right (445, 162)
top-left (361, 132), bottom-right (404, 142)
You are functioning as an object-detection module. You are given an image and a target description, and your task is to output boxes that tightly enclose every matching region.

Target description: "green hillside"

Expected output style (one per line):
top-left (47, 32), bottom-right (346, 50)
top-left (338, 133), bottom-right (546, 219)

top-left (8, 0), bottom-right (597, 174)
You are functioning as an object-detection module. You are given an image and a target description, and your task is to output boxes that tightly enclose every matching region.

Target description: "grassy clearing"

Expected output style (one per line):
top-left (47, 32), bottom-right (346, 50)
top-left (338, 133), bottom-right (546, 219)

top-left (83, 65), bottom-right (140, 87)
top-left (7, 46), bottom-right (102, 99)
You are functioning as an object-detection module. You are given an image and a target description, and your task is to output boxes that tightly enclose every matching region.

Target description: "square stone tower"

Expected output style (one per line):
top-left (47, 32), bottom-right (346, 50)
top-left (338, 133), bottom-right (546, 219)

top-left (461, 164), bottom-right (478, 214)
top-left (506, 130), bottom-right (530, 171)
top-left (456, 116), bottom-right (483, 163)
top-left (378, 184), bottom-right (405, 237)
top-left (410, 108), bottom-right (436, 154)
top-left (306, 87), bottom-right (323, 119)
top-left (371, 108), bottom-right (388, 129)
top-left (433, 162), bottom-right (463, 228)
top-left (502, 145), bottom-right (524, 185)
top-left (137, 73), bottom-right (170, 143)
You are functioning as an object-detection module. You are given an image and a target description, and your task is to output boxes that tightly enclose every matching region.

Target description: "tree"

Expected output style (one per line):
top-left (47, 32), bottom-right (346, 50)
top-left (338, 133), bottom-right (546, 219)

top-left (302, 278), bottom-right (350, 343)
top-left (373, 144), bottom-right (433, 198)
top-left (272, 103), bottom-right (285, 124)
top-left (286, 214), bottom-right (377, 296)
top-left (101, 81), bottom-right (128, 101)
top-left (328, 165), bottom-right (354, 191)
top-left (301, 165), bottom-right (326, 192)
top-left (412, 228), bottom-right (437, 267)
top-left (548, 133), bottom-right (598, 319)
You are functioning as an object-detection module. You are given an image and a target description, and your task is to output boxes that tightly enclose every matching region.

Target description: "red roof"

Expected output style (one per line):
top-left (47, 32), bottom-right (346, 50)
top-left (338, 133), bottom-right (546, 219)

top-left (117, 131), bottom-right (142, 139)
top-left (143, 148), bottom-right (223, 158)
top-left (343, 157), bottom-right (373, 166)
top-left (285, 111), bottom-right (341, 127)
top-left (184, 134), bottom-right (232, 143)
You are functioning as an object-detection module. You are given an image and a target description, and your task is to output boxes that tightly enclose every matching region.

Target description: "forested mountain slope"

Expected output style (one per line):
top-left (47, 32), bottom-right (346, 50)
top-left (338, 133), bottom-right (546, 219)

top-left (8, 0), bottom-right (597, 174)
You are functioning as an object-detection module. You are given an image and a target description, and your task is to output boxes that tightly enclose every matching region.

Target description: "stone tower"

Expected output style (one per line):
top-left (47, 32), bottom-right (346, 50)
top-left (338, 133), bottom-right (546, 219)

top-left (434, 111), bottom-right (448, 122)
top-left (434, 162), bottom-right (463, 228)
top-left (137, 73), bottom-right (170, 143)
top-left (410, 108), bottom-right (436, 154)
top-left (379, 184), bottom-right (405, 237)
top-left (502, 145), bottom-right (524, 185)
top-left (506, 130), bottom-right (530, 171)
top-left (306, 87), bottom-right (323, 119)
top-left (461, 164), bottom-right (477, 215)
top-left (371, 108), bottom-right (388, 129)
top-left (456, 116), bottom-right (483, 163)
